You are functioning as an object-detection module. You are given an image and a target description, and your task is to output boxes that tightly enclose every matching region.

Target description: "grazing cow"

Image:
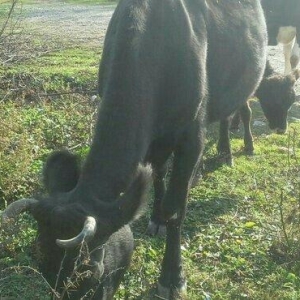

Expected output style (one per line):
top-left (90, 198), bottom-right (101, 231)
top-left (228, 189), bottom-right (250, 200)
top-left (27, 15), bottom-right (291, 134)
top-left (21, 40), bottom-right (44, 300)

top-left (1, 1), bottom-right (267, 299)
top-left (217, 61), bottom-right (300, 165)
top-left (261, 0), bottom-right (300, 74)
top-left (3, 150), bottom-right (139, 299)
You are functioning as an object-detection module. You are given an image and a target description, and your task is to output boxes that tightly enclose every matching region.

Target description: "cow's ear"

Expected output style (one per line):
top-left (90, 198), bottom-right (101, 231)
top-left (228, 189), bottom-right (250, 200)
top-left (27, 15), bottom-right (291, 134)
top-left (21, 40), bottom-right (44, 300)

top-left (114, 164), bottom-right (152, 226)
top-left (43, 150), bottom-right (81, 195)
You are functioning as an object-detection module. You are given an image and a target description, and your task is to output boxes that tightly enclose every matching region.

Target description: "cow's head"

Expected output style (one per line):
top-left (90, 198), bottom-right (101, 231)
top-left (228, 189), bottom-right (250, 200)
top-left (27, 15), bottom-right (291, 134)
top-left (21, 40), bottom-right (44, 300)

top-left (2, 150), bottom-right (152, 297)
top-left (256, 69), bottom-right (300, 134)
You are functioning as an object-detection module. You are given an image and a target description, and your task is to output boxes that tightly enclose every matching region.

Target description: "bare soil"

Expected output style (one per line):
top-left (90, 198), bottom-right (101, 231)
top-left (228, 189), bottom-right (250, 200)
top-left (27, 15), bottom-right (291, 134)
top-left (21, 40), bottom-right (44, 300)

top-left (20, 2), bottom-right (115, 47)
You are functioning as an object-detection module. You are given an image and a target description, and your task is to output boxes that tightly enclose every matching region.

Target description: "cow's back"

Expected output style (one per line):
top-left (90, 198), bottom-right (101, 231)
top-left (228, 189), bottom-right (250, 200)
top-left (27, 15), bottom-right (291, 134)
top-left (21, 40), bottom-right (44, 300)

top-left (98, 0), bottom-right (267, 137)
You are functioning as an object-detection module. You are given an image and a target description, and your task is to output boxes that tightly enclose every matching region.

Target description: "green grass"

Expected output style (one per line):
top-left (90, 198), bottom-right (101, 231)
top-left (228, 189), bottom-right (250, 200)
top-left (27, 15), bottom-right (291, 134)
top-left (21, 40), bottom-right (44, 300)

top-left (1, 1), bottom-right (300, 299)
top-left (1, 83), bottom-right (300, 299)
top-left (1, 47), bottom-right (101, 102)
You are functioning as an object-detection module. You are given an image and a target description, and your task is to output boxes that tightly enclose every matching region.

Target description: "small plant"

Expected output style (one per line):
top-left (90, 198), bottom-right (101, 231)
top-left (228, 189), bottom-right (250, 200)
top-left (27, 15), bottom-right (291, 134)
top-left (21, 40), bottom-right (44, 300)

top-left (0, 230), bottom-right (118, 299)
top-left (269, 129), bottom-right (300, 275)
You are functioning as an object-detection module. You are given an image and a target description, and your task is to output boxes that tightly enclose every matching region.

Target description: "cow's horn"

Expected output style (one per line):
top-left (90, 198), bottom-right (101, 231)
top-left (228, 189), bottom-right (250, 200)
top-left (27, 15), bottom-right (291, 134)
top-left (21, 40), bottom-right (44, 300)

top-left (1, 198), bottom-right (38, 222)
top-left (56, 216), bottom-right (97, 249)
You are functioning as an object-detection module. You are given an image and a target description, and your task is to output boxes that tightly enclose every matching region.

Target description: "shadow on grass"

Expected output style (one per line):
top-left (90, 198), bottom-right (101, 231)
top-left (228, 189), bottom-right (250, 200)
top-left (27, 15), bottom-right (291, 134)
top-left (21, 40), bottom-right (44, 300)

top-left (185, 196), bottom-right (238, 230)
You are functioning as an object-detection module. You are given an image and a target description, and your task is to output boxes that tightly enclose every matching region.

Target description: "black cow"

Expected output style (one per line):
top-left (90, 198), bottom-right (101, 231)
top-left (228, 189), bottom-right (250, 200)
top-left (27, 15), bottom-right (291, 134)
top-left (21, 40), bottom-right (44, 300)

top-left (2, 150), bottom-right (140, 299)
top-left (1, 1), bottom-right (267, 299)
top-left (217, 61), bottom-right (300, 165)
top-left (261, 0), bottom-right (300, 74)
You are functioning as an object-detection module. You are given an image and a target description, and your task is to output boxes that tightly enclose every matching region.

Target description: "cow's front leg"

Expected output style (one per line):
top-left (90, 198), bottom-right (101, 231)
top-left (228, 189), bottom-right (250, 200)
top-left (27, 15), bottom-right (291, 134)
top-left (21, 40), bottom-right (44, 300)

top-left (157, 172), bottom-right (189, 299)
top-left (157, 121), bottom-right (204, 299)
top-left (157, 217), bottom-right (187, 299)
top-left (283, 42), bottom-right (294, 75)
top-left (282, 35), bottom-right (296, 75)
top-left (277, 27), bottom-right (296, 75)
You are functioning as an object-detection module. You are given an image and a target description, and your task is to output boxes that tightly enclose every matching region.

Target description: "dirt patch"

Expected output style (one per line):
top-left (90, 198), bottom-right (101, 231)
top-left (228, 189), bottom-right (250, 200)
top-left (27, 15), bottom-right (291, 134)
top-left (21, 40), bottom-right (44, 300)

top-left (21, 2), bottom-right (115, 47)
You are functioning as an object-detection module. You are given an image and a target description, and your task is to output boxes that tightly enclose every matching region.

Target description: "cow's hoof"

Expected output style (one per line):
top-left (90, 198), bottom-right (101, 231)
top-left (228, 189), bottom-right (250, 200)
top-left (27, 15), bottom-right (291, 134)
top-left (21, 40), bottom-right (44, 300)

top-left (156, 281), bottom-right (187, 300)
top-left (146, 220), bottom-right (167, 237)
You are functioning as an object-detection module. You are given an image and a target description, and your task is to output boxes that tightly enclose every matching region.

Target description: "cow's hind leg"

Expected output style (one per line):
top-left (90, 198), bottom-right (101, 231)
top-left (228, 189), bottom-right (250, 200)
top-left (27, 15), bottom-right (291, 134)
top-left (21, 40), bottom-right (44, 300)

top-left (217, 118), bottom-right (233, 166)
top-left (282, 37), bottom-right (296, 75)
top-left (157, 121), bottom-right (204, 299)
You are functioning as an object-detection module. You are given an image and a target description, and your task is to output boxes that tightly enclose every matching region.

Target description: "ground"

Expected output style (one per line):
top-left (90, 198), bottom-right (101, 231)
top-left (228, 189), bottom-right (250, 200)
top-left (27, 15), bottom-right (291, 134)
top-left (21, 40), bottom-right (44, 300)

top-left (20, 2), bottom-right (115, 47)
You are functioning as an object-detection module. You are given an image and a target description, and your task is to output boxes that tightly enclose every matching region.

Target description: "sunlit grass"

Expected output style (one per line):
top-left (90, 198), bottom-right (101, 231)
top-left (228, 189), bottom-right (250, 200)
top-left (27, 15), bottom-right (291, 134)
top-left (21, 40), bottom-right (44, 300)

top-left (2, 95), bottom-right (299, 299)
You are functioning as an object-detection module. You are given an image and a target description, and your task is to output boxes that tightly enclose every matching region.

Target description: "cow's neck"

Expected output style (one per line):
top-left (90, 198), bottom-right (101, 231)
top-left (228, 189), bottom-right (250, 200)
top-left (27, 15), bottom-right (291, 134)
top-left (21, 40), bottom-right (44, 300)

top-left (75, 94), bottom-right (151, 202)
